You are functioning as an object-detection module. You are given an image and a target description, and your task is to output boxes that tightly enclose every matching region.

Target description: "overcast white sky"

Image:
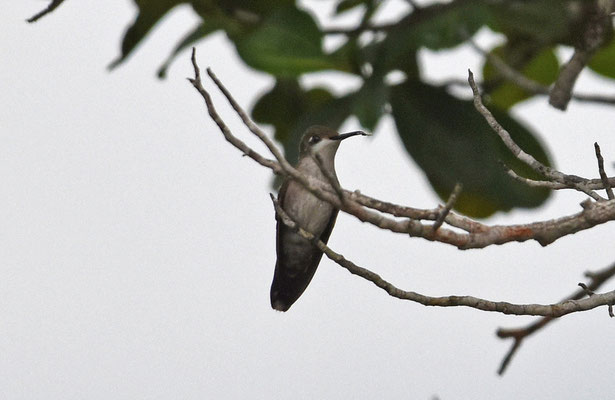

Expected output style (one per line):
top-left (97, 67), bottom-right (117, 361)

top-left (3, 1), bottom-right (615, 399)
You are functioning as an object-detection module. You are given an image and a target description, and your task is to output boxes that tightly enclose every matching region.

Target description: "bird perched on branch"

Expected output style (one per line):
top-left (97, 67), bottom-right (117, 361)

top-left (270, 125), bottom-right (367, 311)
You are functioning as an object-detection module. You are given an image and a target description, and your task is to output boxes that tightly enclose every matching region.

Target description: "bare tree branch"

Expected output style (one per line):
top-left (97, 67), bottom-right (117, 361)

top-left (188, 47), bottom-right (615, 375)
top-left (455, 38), bottom-right (615, 107)
top-left (205, 67), bottom-right (291, 170)
top-left (187, 50), bottom-right (282, 175)
top-left (270, 193), bottom-right (615, 318)
top-left (468, 69), bottom-right (605, 201)
top-left (445, 76), bottom-right (615, 107)
top-left (550, 52), bottom-right (593, 110)
top-left (502, 161), bottom-right (615, 190)
top-left (496, 262), bottom-right (615, 375)
top-left (549, 1), bottom-right (614, 110)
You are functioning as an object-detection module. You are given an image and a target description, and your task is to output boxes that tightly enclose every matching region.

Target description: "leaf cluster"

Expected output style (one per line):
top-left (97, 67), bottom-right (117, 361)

top-left (35, 0), bottom-right (615, 217)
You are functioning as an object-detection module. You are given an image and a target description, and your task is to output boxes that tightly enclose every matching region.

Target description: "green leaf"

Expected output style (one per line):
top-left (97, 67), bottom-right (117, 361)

top-left (381, 1), bottom-right (493, 69)
top-left (487, 0), bottom-right (570, 44)
top-left (390, 80), bottom-right (552, 218)
top-left (352, 76), bottom-right (388, 131)
top-left (234, 6), bottom-right (345, 76)
top-left (329, 38), bottom-right (362, 75)
top-left (335, 0), bottom-right (365, 14)
top-left (109, 0), bottom-right (185, 70)
top-left (414, 3), bottom-right (492, 50)
top-left (589, 36), bottom-right (615, 79)
top-left (157, 22), bottom-right (219, 78)
top-left (483, 46), bottom-right (559, 110)
top-left (209, 0), bottom-right (294, 16)
top-left (252, 79), bottom-right (314, 145)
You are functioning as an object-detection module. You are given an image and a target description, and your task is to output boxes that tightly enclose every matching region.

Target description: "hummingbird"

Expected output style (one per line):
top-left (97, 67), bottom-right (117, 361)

top-left (270, 125), bottom-right (367, 312)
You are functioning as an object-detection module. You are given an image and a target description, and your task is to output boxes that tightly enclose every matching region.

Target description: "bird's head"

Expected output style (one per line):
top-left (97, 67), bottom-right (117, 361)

top-left (298, 126), bottom-right (368, 160)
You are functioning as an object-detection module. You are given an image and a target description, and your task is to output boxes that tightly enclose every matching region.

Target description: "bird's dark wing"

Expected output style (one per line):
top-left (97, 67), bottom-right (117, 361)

top-left (270, 181), bottom-right (338, 311)
top-left (318, 208), bottom-right (339, 246)
top-left (274, 179), bottom-right (289, 260)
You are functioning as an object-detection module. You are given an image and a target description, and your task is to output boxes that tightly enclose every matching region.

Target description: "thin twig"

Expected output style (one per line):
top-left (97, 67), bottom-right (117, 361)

top-left (578, 282), bottom-right (596, 296)
top-left (568, 92), bottom-right (615, 106)
top-left (497, 337), bottom-right (522, 376)
top-left (323, 22), bottom-right (398, 35)
top-left (187, 49), bottom-right (281, 174)
top-left (445, 77), bottom-right (615, 107)
top-left (502, 164), bottom-right (564, 189)
top-left (468, 69), bottom-right (562, 178)
top-left (502, 161), bottom-right (615, 192)
top-left (433, 183), bottom-right (462, 232)
top-left (594, 142), bottom-right (614, 200)
top-left (205, 67), bottom-right (290, 171)
top-left (26, 0), bottom-right (66, 23)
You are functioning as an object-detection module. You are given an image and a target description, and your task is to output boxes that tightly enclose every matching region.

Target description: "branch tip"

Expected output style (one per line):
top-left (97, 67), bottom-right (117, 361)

top-left (594, 142), bottom-right (614, 200)
top-left (26, 0), bottom-right (66, 23)
top-left (578, 282), bottom-right (595, 297)
top-left (433, 183), bottom-right (462, 232)
top-left (497, 338), bottom-right (522, 376)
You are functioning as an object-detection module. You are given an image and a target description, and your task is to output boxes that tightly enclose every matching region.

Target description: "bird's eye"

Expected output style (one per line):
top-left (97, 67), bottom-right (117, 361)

top-left (309, 136), bottom-right (321, 145)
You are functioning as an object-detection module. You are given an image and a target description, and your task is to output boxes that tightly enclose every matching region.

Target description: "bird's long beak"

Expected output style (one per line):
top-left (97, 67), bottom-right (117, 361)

top-left (331, 130), bottom-right (369, 141)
